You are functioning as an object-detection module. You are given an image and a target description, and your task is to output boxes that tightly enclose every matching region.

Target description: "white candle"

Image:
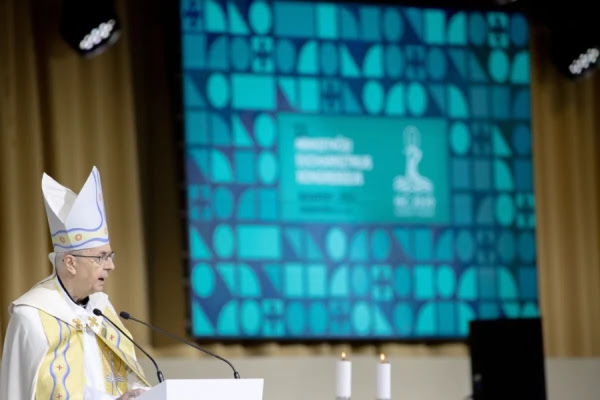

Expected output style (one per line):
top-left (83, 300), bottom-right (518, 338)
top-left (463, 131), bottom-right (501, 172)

top-left (376, 353), bottom-right (391, 400)
top-left (336, 352), bottom-right (351, 399)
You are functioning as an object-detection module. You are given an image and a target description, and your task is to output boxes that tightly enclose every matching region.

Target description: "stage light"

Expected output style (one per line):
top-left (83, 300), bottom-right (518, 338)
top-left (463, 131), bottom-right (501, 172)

top-left (59, 0), bottom-right (122, 58)
top-left (551, 35), bottom-right (600, 79)
top-left (546, 6), bottom-right (600, 79)
top-left (568, 48), bottom-right (600, 76)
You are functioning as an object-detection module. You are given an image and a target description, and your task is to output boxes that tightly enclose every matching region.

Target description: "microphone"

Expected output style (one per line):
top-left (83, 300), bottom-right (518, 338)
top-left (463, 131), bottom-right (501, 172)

top-left (119, 311), bottom-right (241, 379)
top-left (93, 308), bottom-right (165, 383)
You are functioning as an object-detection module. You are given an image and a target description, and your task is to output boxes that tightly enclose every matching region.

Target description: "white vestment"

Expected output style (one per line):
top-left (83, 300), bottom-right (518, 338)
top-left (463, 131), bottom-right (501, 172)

top-left (0, 274), bottom-right (149, 400)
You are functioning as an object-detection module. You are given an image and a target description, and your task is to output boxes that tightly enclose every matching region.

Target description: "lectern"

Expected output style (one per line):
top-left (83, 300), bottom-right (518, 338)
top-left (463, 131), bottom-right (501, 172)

top-left (138, 379), bottom-right (264, 400)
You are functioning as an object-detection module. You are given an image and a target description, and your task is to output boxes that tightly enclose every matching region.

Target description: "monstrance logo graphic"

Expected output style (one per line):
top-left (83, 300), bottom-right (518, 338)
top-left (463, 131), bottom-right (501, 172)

top-left (393, 125), bottom-right (436, 217)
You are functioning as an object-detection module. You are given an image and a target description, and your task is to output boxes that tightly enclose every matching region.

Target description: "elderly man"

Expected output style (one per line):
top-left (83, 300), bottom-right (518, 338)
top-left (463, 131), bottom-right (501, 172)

top-left (0, 166), bottom-right (150, 400)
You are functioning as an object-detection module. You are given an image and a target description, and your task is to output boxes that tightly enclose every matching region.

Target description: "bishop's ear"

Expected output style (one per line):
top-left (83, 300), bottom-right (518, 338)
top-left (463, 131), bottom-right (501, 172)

top-left (62, 254), bottom-right (78, 276)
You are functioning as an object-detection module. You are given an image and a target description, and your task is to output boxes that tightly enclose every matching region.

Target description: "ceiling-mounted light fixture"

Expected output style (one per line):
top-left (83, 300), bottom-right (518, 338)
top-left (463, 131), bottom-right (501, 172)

top-left (59, 0), bottom-right (122, 58)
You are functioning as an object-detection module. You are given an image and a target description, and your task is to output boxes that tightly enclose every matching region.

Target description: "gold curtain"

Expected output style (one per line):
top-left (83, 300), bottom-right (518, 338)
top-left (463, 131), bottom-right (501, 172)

top-left (1, 1), bottom-right (599, 357)
top-left (529, 25), bottom-right (600, 356)
top-left (0, 0), bottom-right (48, 348)
top-left (0, 0), bottom-right (150, 346)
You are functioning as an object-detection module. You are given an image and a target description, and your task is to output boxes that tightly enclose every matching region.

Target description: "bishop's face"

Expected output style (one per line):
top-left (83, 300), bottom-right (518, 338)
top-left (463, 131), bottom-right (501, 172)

top-left (67, 244), bottom-right (116, 299)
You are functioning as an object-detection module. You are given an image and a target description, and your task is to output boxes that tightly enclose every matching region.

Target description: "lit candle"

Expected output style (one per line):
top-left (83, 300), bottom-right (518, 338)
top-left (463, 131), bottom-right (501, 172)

top-left (336, 352), bottom-right (351, 399)
top-left (376, 353), bottom-right (391, 400)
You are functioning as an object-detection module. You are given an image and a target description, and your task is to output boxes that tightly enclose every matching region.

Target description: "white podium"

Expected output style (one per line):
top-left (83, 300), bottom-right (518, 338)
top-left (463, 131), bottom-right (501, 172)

top-left (138, 379), bottom-right (264, 400)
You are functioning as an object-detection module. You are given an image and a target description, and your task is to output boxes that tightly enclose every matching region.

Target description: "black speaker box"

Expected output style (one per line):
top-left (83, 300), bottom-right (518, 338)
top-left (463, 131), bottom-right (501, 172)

top-left (468, 317), bottom-right (547, 400)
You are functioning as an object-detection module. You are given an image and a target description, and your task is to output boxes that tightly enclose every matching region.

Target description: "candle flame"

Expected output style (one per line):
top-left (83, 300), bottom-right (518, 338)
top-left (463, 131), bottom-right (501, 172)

top-left (380, 353), bottom-right (386, 362)
top-left (341, 352), bottom-right (346, 360)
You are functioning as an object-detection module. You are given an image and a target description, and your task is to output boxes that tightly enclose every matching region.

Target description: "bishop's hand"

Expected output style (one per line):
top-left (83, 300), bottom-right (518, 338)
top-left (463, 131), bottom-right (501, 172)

top-left (117, 389), bottom-right (147, 400)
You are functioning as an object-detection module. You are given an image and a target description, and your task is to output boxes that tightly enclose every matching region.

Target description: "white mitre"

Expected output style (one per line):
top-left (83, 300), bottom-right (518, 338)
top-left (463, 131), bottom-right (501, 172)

top-left (42, 166), bottom-right (110, 252)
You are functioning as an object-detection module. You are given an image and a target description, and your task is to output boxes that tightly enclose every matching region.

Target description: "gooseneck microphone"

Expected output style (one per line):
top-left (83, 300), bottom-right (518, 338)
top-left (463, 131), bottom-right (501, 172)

top-left (120, 311), bottom-right (241, 379)
top-left (93, 308), bottom-right (165, 383)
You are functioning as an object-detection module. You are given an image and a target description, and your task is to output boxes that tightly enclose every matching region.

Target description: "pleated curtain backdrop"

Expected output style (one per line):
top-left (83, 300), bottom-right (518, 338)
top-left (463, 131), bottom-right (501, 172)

top-left (0, 0), bottom-right (599, 357)
top-left (0, 0), bottom-right (150, 347)
top-left (529, 25), bottom-right (600, 356)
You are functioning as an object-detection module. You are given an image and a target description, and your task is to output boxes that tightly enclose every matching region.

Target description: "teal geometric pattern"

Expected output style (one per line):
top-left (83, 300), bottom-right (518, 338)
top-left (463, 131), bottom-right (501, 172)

top-left (181, 0), bottom-right (537, 339)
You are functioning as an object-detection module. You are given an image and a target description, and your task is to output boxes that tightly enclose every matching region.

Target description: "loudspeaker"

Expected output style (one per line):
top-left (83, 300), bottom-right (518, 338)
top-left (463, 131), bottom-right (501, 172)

top-left (468, 317), bottom-right (547, 400)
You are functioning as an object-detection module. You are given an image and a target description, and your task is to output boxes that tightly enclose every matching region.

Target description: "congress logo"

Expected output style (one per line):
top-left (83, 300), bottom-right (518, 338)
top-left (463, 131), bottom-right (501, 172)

top-left (393, 126), bottom-right (436, 217)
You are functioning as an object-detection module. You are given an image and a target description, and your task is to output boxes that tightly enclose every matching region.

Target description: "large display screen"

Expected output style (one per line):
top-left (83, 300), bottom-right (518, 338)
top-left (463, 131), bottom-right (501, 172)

top-left (180, 0), bottom-right (538, 340)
